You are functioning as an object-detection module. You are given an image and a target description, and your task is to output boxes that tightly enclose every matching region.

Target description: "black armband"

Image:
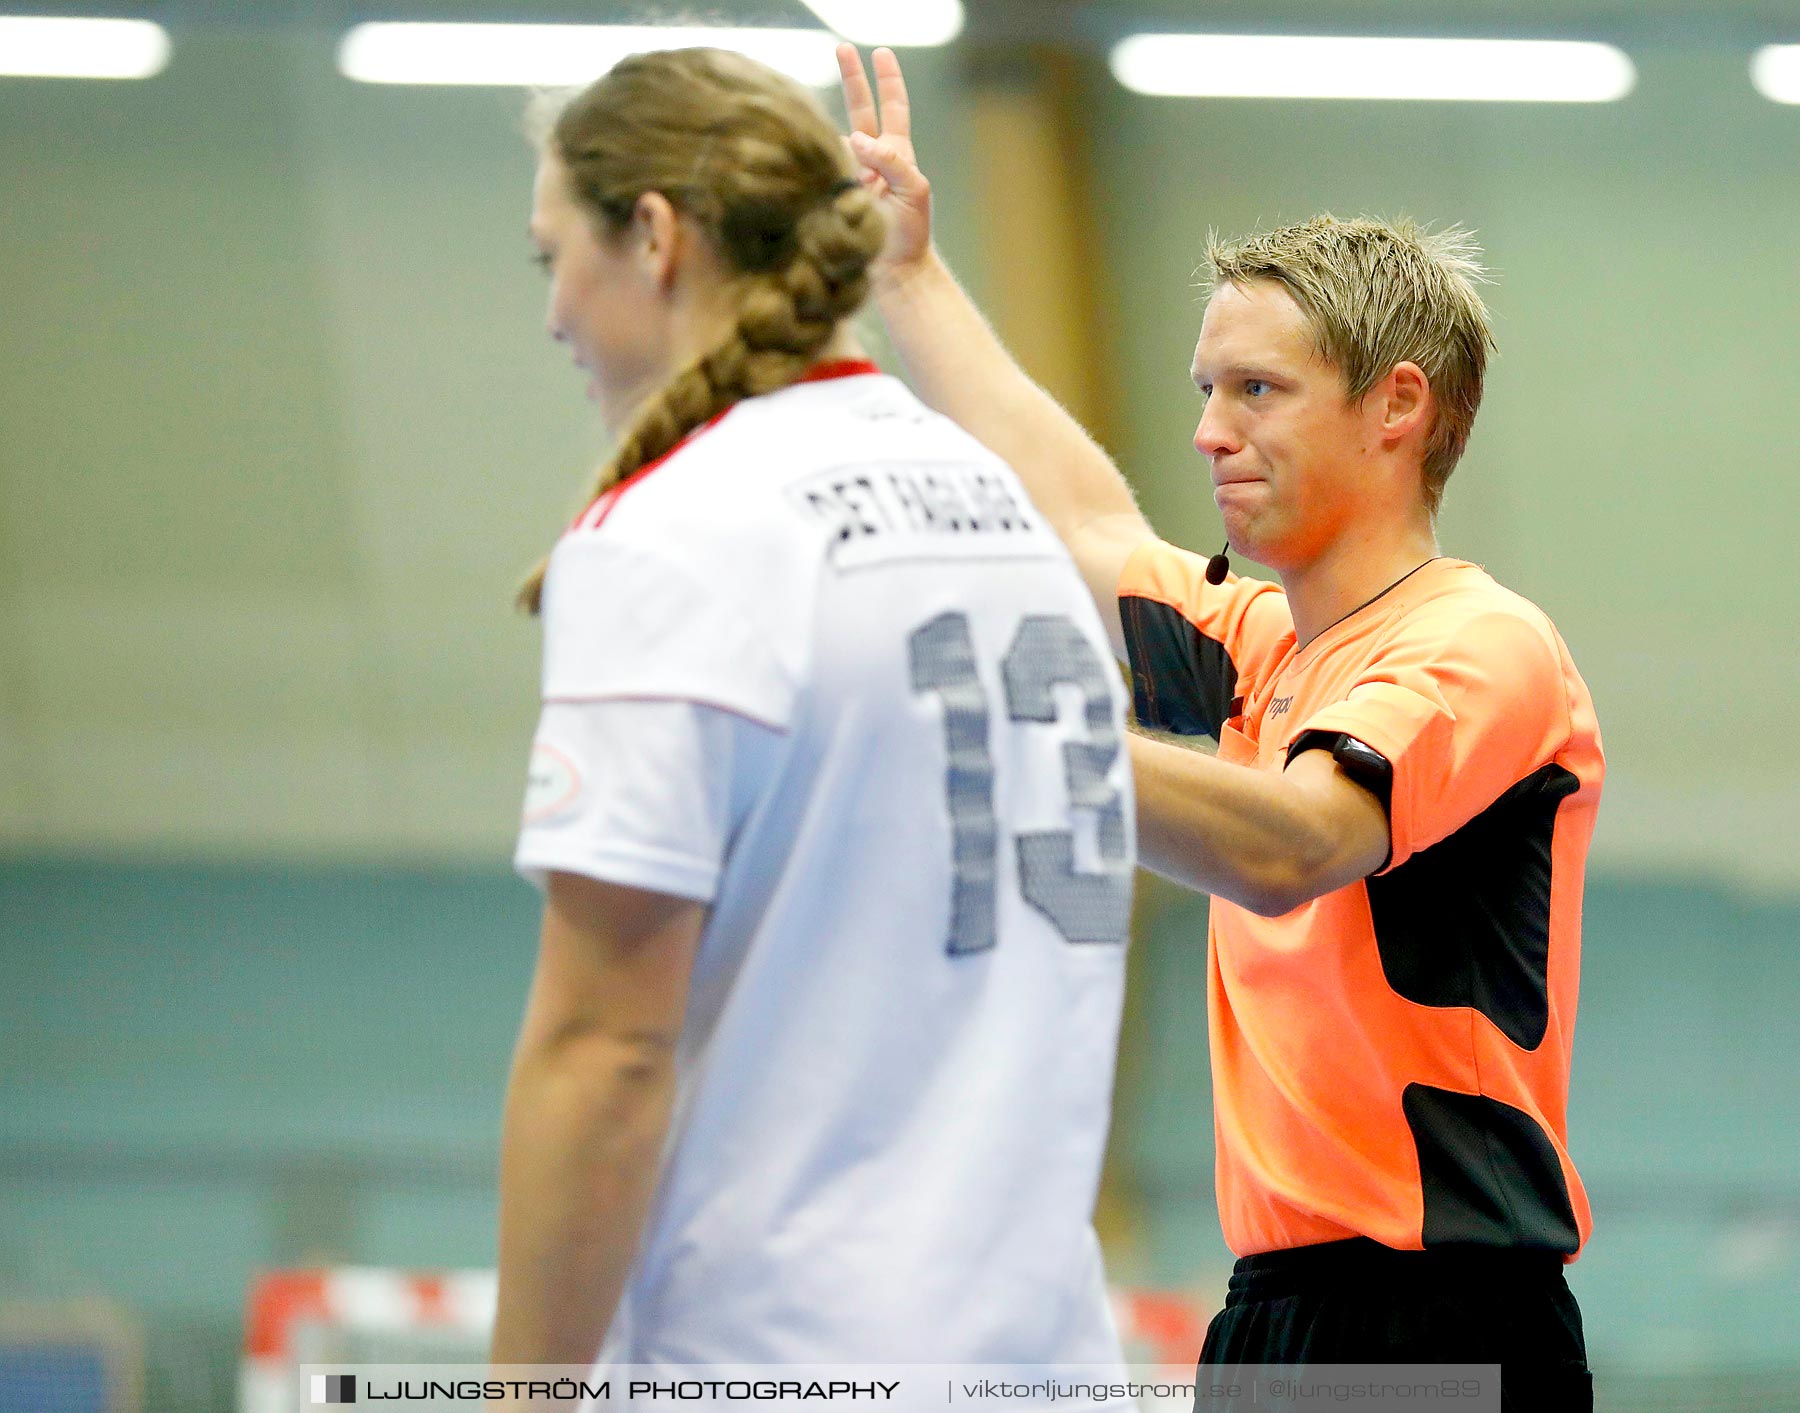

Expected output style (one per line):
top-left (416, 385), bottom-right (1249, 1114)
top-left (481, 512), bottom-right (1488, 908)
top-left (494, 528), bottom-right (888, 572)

top-left (1287, 729), bottom-right (1394, 873)
top-left (1286, 729), bottom-right (1394, 812)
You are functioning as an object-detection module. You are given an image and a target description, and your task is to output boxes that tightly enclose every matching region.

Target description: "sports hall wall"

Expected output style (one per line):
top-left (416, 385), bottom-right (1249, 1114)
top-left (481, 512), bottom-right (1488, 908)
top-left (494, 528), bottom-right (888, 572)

top-left (4, 10), bottom-right (1798, 1411)
top-left (7, 863), bottom-right (1799, 1405)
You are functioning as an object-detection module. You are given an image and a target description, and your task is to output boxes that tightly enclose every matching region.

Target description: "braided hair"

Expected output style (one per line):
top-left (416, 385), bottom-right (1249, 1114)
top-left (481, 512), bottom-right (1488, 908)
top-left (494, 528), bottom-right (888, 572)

top-left (519, 48), bottom-right (886, 613)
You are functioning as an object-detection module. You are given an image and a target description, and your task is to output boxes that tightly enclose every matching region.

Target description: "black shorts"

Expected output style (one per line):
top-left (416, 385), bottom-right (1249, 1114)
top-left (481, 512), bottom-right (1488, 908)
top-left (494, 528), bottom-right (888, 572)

top-left (1194, 1238), bottom-right (1593, 1413)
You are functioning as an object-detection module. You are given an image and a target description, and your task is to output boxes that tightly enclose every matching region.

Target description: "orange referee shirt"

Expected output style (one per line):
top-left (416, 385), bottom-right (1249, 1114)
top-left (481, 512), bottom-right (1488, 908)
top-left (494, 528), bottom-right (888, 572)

top-left (1120, 545), bottom-right (1601, 1261)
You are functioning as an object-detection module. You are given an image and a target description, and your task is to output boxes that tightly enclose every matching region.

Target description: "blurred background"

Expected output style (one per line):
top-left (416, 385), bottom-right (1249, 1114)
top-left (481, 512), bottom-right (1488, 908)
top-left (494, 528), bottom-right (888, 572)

top-left (4, 0), bottom-right (1799, 1409)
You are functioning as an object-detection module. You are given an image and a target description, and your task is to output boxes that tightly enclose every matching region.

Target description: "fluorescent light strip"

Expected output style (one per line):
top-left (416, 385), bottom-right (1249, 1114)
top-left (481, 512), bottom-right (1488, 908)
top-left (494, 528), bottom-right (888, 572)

top-left (1751, 46), bottom-right (1800, 104)
top-left (1111, 34), bottom-right (1635, 103)
top-left (337, 22), bottom-right (840, 89)
top-left (0, 16), bottom-right (170, 79)
top-left (796, 0), bottom-right (963, 47)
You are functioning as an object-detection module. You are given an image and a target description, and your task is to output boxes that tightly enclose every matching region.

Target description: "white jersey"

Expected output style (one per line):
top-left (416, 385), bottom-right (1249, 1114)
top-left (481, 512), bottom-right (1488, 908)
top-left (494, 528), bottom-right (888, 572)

top-left (515, 365), bottom-right (1133, 1366)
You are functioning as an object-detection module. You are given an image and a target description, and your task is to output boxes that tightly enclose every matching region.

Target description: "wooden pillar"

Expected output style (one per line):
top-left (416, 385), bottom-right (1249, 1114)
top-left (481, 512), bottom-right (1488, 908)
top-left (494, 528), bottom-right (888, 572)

top-left (964, 45), bottom-right (1117, 448)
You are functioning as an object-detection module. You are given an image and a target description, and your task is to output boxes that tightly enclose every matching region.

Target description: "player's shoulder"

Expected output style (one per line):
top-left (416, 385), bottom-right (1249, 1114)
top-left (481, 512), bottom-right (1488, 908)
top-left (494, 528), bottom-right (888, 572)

top-left (733, 366), bottom-right (1036, 479)
top-left (556, 367), bottom-right (1074, 608)
top-left (1388, 559), bottom-right (1572, 677)
top-left (1124, 538), bottom-right (1292, 616)
top-left (1415, 559), bottom-right (1563, 630)
top-left (553, 389), bottom-right (831, 565)
top-left (548, 372), bottom-right (942, 616)
top-left (575, 370), bottom-right (969, 533)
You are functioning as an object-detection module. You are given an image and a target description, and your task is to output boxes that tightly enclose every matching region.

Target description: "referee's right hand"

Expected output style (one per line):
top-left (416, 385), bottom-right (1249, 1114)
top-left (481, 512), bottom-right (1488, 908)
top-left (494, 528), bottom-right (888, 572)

top-left (837, 44), bottom-right (934, 284)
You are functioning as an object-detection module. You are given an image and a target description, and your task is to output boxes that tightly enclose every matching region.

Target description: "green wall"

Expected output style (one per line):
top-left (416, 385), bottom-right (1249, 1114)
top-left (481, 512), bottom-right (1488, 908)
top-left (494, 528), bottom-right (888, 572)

top-left (5, 861), bottom-right (1799, 1408)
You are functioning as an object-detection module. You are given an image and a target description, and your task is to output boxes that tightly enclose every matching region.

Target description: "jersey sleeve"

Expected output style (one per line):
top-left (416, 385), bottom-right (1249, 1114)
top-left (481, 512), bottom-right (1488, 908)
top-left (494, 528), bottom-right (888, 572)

top-left (516, 528), bottom-right (798, 899)
top-left (1117, 538), bottom-right (1295, 739)
top-left (1289, 606), bottom-right (1573, 872)
top-left (513, 698), bottom-right (781, 898)
top-left (539, 530), bottom-right (798, 729)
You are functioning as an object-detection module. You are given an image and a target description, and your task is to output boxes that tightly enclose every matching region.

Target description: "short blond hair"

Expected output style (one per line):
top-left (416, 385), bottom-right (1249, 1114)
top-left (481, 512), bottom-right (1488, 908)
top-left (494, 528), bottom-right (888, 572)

top-left (1204, 215), bottom-right (1495, 514)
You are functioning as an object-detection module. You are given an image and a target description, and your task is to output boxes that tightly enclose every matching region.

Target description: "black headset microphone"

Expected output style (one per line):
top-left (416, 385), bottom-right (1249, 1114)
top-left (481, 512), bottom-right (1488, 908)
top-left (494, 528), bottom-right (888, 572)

top-left (1204, 540), bottom-right (1231, 585)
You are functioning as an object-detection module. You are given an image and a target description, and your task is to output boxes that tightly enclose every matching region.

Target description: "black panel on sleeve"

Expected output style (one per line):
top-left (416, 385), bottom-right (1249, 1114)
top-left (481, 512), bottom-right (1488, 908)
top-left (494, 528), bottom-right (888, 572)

top-left (1367, 763), bottom-right (1580, 1050)
top-left (1402, 1083), bottom-right (1581, 1253)
top-left (1120, 594), bottom-right (1237, 739)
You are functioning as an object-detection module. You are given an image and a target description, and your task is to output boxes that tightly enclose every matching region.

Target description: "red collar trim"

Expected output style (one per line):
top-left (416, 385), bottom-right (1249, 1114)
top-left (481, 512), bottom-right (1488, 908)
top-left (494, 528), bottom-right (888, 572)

top-left (798, 358), bottom-right (880, 384)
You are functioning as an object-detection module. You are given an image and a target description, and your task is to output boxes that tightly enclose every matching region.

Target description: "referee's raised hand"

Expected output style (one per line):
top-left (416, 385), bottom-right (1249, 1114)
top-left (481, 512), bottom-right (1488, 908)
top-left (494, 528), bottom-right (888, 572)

top-left (837, 44), bottom-right (932, 282)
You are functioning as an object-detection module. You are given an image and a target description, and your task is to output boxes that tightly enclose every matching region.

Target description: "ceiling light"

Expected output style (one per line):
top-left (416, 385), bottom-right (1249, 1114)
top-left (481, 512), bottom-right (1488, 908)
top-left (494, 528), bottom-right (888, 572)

top-left (1751, 46), bottom-right (1800, 104)
top-left (795, 0), bottom-right (963, 47)
top-left (1110, 34), bottom-right (1635, 103)
top-left (336, 22), bottom-right (840, 89)
top-left (0, 16), bottom-right (170, 79)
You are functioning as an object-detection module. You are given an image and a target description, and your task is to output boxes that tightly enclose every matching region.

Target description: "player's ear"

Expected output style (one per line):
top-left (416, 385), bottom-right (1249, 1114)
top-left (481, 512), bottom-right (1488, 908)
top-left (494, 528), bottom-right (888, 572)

top-left (629, 192), bottom-right (684, 293)
top-left (1379, 361), bottom-right (1432, 444)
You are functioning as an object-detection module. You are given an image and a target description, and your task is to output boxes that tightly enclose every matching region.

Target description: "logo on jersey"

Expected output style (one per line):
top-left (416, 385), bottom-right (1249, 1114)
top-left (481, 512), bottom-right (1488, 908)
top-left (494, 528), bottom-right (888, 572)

top-left (522, 742), bottom-right (583, 825)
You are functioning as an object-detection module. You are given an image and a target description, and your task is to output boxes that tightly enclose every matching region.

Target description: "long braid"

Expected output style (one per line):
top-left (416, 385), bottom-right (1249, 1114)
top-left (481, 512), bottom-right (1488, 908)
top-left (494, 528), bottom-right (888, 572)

top-left (517, 51), bottom-right (886, 615)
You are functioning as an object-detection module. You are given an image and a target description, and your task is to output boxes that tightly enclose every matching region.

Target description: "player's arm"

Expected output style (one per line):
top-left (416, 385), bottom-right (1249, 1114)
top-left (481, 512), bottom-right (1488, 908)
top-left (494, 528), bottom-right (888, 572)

top-left (491, 870), bottom-right (704, 1366)
top-left (838, 45), bottom-right (1153, 654)
top-left (1130, 735), bottom-right (1391, 915)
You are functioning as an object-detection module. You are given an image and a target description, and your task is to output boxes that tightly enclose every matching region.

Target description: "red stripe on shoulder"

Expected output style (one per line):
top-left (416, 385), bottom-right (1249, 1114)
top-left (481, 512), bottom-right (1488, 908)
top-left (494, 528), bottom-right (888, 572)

top-left (569, 408), bottom-right (732, 535)
top-left (565, 362), bottom-right (876, 536)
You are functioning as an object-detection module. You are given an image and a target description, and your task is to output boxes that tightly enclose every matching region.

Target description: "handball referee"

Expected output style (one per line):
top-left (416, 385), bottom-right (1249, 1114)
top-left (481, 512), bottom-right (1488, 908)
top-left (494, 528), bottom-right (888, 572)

top-left (841, 45), bottom-right (1600, 1411)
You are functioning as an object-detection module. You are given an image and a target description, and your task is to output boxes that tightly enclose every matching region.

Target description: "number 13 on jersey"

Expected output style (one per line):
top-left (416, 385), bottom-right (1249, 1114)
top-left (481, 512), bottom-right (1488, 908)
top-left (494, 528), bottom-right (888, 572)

top-left (909, 610), bottom-right (1132, 955)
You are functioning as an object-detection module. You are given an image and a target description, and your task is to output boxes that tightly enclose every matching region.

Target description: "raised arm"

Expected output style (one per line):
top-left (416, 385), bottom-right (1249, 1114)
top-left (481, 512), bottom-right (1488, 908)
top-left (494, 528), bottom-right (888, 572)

top-left (838, 45), bottom-right (1153, 654)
